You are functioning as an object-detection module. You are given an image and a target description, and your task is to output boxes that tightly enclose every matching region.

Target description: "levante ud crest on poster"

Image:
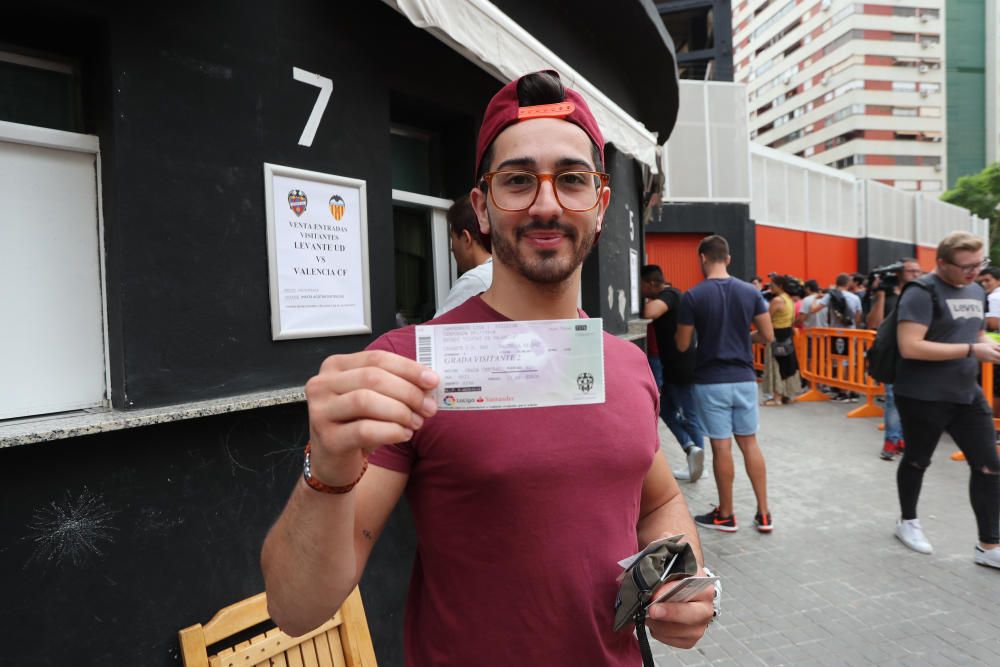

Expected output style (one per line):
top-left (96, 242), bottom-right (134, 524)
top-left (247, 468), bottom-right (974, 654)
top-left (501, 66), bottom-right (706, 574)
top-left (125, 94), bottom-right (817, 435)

top-left (288, 189), bottom-right (308, 217)
top-left (329, 194), bottom-right (346, 221)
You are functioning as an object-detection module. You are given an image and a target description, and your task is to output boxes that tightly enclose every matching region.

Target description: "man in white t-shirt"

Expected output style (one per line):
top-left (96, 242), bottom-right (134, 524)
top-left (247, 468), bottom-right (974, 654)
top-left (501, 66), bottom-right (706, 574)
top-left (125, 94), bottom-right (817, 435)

top-left (796, 279), bottom-right (828, 328)
top-left (977, 266), bottom-right (1000, 332)
top-left (435, 194), bottom-right (493, 316)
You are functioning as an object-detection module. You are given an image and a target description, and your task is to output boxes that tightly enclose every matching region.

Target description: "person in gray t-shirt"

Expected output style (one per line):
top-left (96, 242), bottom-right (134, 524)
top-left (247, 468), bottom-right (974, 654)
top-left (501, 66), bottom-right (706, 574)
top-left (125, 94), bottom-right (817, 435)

top-left (895, 275), bottom-right (988, 403)
top-left (892, 231), bottom-right (1000, 570)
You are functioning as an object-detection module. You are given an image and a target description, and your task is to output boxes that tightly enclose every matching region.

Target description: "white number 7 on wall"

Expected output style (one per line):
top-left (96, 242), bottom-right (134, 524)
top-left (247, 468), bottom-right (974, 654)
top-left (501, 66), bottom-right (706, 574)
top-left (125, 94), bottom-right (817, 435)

top-left (292, 67), bottom-right (333, 147)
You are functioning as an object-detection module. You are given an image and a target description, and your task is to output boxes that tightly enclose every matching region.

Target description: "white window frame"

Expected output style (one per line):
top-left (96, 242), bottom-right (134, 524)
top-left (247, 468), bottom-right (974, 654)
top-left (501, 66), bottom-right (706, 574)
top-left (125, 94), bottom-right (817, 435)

top-left (0, 119), bottom-right (110, 419)
top-left (391, 189), bottom-right (456, 315)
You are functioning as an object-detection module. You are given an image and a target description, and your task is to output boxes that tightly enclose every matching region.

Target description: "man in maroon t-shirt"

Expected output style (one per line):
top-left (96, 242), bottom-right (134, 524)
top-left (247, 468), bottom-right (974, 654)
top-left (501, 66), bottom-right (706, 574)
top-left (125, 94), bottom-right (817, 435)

top-left (262, 70), bottom-right (714, 665)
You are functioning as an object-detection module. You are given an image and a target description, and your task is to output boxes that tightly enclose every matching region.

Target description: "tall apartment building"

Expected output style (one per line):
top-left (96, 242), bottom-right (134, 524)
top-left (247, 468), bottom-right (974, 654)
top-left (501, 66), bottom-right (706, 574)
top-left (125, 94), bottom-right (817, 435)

top-left (734, 0), bottom-right (948, 192)
top-left (947, 0), bottom-right (1000, 185)
top-left (991, 0), bottom-right (1000, 164)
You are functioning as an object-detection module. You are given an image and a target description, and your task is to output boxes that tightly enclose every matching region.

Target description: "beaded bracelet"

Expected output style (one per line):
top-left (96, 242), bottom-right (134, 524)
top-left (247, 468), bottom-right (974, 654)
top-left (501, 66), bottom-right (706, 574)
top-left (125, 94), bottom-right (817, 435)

top-left (303, 442), bottom-right (368, 494)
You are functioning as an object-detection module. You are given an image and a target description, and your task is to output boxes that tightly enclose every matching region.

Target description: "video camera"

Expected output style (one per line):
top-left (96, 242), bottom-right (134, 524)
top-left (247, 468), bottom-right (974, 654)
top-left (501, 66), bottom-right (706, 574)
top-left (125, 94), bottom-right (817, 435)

top-left (760, 271), bottom-right (778, 301)
top-left (866, 261), bottom-right (905, 292)
top-left (760, 272), bottom-right (804, 300)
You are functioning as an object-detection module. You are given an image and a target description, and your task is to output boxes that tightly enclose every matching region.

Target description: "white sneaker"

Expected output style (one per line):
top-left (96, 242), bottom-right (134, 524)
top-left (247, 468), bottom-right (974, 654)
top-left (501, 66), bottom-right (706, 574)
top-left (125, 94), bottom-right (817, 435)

top-left (895, 519), bottom-right (933, 554)
top-left (687, 446), bottom-right (705, 483)
top-left (672, 467), bottom-right (691, 481)
top-left (974, 545), bottom-right (1000, 569)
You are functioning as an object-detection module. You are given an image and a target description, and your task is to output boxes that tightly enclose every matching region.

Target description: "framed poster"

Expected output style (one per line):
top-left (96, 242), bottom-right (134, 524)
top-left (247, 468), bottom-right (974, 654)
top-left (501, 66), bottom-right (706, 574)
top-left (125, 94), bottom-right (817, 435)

top-left (264, 163), bottom-right (372, 340)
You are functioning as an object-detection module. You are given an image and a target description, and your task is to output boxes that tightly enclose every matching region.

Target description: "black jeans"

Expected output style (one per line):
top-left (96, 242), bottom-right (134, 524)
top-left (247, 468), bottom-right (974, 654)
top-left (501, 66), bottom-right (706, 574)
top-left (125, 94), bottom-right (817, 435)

top-left (896, 393), bottom-right (1000, 544)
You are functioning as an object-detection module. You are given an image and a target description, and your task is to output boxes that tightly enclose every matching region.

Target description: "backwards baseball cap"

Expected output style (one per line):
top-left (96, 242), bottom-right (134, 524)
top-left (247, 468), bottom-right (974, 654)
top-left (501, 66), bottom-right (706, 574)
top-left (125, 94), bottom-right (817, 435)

top-left (474, 70), bottom-right (606, 181)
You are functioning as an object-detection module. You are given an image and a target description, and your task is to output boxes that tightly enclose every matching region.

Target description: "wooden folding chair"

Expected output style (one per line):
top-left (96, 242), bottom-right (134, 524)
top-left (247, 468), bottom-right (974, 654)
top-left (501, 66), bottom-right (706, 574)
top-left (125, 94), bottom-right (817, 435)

top-left (178, 587), bottom-right (377, 667)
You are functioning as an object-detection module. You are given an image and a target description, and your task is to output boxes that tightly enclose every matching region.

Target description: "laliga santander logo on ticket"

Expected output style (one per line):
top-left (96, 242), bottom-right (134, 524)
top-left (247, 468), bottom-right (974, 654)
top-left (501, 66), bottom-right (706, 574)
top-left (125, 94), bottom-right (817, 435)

top-left (329, 194), bottom-right (347, 221)
top-left (287, 189), bottom-right (308, 217)
top-left (443, 395), bottom-right (457, 407)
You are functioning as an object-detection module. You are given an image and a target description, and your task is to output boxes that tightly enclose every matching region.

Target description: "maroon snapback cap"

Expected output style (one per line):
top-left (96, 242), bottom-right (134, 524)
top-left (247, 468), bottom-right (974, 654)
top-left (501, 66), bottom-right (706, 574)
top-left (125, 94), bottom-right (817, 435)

top-left (474, 70), bottom-right (606, 180)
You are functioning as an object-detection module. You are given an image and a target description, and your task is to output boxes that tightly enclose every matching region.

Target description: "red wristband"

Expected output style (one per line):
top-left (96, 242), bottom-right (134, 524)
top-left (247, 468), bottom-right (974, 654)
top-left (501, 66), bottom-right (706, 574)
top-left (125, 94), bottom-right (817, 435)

top-left (303, 442), bottom-right (368, 494)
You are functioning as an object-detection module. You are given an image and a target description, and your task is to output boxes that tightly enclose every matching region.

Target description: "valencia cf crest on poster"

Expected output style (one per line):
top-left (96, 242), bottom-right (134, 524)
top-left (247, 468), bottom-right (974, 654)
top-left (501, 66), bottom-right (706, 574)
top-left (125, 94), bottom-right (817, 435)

top-left (288, 189), bottom-right (308, 217)
top-left (329, 194), bottom-right (346, 221)
top-left (577, 372), bottom-right (594, 393)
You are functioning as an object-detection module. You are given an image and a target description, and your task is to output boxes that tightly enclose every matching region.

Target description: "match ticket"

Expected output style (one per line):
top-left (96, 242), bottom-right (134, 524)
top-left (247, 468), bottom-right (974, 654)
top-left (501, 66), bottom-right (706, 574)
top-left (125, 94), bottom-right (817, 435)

top-left (648, 576), bottom-right (719, 606)
top-left (415, 318), bottom-right (605, 410)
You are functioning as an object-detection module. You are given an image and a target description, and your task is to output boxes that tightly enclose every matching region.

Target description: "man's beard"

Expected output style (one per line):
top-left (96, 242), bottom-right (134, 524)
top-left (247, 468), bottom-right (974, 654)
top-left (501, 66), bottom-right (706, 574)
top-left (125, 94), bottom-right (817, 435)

top-left (489, 214), bottom-right (597, 285)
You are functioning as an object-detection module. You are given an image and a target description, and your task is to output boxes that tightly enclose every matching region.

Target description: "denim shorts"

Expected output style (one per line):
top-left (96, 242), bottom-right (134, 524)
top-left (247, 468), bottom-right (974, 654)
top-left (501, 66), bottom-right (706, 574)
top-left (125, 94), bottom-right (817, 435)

top-left (692, 381), bottom-right (759, 439)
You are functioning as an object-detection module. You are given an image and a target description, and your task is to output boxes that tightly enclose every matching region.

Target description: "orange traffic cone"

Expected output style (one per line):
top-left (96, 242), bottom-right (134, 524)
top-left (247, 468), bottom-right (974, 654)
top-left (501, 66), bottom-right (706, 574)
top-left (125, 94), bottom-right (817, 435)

top-left (951, 446), bottom-right (1000, 461)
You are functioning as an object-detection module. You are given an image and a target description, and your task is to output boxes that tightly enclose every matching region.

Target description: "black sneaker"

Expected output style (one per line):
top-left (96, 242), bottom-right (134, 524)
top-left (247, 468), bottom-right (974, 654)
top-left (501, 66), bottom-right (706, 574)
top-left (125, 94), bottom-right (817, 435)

top-left (831, 393), bottom-right (851, 403)
top-left (753, 511), bottom-right (773, 533)
top-left (694, 507), bottom-right (738, 532)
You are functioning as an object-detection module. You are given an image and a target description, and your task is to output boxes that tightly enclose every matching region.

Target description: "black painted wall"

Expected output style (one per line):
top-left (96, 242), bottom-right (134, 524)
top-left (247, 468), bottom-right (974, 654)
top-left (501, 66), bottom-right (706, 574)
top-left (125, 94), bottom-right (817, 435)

top-left (646, 202), bottom-right (757, 280)
top-left (1, 0), bottom-right (675, 412)
top-left (582, 146), bottom-right (645, 334)
top-left (0, 1), bottom-right (503, 411)
top-left (858, 238), bottom-right (918, 273)
top-left (0, 407), bottom-right (415, 666)
top-left (103, 1), bottom-right (502, 410)
top-left (712, 0), bottom-right (735, 82)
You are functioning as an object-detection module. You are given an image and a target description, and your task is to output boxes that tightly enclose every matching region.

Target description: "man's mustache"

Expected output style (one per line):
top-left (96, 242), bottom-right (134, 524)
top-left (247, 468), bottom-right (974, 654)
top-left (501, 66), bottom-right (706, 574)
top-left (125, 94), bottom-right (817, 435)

top-left (514, 220), bottom-right (578, 241)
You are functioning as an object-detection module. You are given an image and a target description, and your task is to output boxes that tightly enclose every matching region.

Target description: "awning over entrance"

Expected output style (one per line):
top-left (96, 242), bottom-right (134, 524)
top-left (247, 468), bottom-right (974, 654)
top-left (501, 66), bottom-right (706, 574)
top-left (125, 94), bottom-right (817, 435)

top-left (382, 0), bottom-right (679, 172)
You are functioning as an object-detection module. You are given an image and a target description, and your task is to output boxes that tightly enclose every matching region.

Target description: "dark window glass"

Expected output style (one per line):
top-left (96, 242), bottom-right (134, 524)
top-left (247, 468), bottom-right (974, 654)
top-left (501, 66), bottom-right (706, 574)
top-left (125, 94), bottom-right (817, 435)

top-left (0, 56), bottom-right (79, 132)
top-left (393, 205), bottom-right (436, 325)
top-left (391, 131), bottom-right (432, 195)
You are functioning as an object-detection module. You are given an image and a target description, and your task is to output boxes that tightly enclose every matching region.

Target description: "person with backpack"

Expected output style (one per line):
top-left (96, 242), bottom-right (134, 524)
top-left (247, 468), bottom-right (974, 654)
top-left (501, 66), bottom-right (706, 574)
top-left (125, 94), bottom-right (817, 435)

top-left (889, 232), bottom-right (1000, 568)
top-left (809, 274), bottom-right (863, 401)
top-left (818, 273), bottom-right (863, 329)
top-left (867, 259), bottom-right (923, 460)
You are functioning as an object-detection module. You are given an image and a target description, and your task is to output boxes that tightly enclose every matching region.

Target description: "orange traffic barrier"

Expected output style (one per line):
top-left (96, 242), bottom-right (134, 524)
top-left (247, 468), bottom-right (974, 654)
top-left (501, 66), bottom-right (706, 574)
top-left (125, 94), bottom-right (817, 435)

top-left (755, 330), bottom-right (1000, 435)
top-left (752, 328), bottom-right (882, 417)
top-left (983, 362), bottom-right (998, 429)
top-left (794, 327), bottom-right (884, 418)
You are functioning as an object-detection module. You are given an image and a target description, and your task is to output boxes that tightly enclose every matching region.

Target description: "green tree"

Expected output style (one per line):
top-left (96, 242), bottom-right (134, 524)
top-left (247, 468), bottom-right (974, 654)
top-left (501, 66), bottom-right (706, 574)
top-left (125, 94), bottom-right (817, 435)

top-left (941, 162), bottom-right (1000, 260)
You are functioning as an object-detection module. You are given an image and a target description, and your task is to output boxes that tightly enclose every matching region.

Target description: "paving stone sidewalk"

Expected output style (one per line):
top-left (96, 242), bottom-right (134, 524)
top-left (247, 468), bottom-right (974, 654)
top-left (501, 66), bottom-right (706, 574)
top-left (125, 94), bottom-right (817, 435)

top-left (651, 397), bottom-right (1000, 667)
